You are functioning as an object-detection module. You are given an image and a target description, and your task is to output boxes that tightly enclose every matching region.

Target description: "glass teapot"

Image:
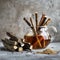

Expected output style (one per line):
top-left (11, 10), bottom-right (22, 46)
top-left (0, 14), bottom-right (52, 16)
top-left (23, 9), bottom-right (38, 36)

top-left (24, 26), bottom-right (57, 49)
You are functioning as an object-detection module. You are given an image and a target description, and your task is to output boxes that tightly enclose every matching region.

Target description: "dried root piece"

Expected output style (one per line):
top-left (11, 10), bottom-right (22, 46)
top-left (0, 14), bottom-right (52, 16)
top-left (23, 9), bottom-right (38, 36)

top-left (38, 14), bottom-right (46, 26)
top-left (30, 17), bottom-right (36, 35)
top-left (6, 32), bottom-right (18, 41)
top-left (36, 35), bottom-right (42, 48)
top-left (2, 40), bottom-right (18, 51)
top-left (1, 38), bottom-right (32, 52)
top-left (43, 18), bottom-right (51, 26)
top-left (4, 38), bottom-right (18, 46)
top-left (18, 47), bottom-right (23, 52)
top-left (15, 47), bottom-right (23, 52)
top-left (22, 42), bottom-right (32, 51)
top-left (35, 12), bottom-right (38, 32)
top-left (23, 17), bottom-right (32, 28)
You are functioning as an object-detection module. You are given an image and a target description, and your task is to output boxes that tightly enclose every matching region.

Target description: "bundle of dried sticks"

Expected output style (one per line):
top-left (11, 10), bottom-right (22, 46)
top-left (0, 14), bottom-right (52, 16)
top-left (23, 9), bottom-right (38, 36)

top-left (23, 13), bottom-right (51, 35)
top-left (1, 32), bottom-right (32, 52)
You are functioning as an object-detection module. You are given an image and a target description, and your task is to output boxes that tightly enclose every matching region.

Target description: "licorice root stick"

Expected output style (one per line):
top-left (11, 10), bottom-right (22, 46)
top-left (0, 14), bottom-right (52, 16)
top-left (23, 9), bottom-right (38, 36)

top-left (2, 39), bottom-right (18, 51)
top-left (6, 32), bottom-right (18, 41)
top-left (36, 34), bottom-right (42, 47)
top-left (43, 18), bottom-right (51, 26)
top-left (4, 38), bottom-right (18, 45)
top-left (35, 12), bottom-right (38, 32)
top-left (30, 17), bottom-right (36, 35)
top-left (37, 17), bottom-right (47, 31)
top-left (37, 14), bottom-right (46, 34)
top-left (1, 39), bottom-right (17, 46)
top-left (38, 14), bottom-right (45, 26)
top-left (23, 17), bottom-right (31, 27)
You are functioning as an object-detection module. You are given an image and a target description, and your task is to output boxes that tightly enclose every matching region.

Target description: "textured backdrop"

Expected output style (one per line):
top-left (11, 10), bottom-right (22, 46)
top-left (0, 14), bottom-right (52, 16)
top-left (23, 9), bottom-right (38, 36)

top-left (0, 0), bottom-right (60, 42)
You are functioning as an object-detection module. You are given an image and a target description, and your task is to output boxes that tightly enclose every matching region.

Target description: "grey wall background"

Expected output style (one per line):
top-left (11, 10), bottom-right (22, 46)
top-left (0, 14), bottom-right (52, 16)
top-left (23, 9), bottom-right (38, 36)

top-left (0, 0), bottom-right (60, 42)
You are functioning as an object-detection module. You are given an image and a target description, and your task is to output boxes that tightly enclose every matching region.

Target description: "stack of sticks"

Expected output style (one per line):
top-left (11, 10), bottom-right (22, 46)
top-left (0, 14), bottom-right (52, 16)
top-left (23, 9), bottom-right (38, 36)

top-left (23, 12), bottom-right (51, 48)
top-left (1, 32), bottom-right (32, 52)
top-left (23, 12), bottom-right (51, 35)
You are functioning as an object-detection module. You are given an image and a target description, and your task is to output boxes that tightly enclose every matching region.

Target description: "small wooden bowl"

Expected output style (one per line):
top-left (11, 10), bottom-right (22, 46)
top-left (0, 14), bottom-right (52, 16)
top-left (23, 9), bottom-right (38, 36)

top-left (24, 35), bottom-right (50, 49)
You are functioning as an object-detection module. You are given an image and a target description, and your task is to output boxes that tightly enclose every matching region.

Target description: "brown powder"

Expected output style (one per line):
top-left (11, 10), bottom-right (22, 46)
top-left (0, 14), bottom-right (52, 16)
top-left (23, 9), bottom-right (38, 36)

top-left (36, 49), bottom-right (57, 55)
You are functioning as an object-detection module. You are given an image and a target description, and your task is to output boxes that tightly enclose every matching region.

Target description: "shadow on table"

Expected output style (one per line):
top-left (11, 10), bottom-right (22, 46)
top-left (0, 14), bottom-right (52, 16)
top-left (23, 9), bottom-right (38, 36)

top-left (0, 47), bottom-right (10, 51)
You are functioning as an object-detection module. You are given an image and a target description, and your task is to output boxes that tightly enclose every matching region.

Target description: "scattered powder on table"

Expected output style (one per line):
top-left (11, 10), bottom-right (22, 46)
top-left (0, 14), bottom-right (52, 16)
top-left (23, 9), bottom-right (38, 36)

top-left (36, 48), bottom-right (57, 55)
